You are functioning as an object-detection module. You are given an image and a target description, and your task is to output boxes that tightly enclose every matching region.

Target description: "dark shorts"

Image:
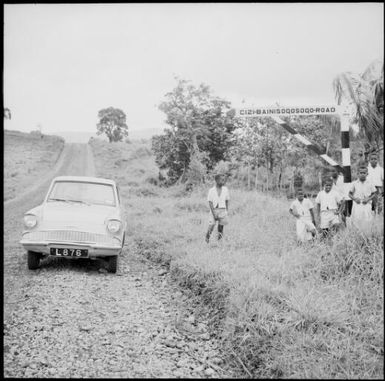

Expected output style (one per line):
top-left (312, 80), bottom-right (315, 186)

top-left (372, 189), bottom-right (382, 212)
top-left (343, 200), bottom-right (353, 217)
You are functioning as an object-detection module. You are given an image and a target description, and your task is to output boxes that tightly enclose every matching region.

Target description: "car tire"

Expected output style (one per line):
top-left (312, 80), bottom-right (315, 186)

top-left (107, 256), bottom-right (118, 273)
top-left (28, 251), bottom-right (40, 270)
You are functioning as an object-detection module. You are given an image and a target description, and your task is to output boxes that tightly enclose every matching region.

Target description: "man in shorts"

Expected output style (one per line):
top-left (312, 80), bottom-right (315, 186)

top-left (315, 178), bottom-right (344, 238)
top-left (289, 188), bottom-right (317, 243)
top-left (205, 174), bottom-right (230, 243)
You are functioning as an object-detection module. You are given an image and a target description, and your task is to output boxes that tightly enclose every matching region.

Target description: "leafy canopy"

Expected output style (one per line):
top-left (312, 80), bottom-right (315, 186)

top-left (96, 107), bottom-right (128, 143)
top-left (152, 78), bottom-right (236, 184)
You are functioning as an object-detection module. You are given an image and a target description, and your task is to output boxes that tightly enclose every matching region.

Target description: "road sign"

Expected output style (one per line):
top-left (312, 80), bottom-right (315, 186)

top-left (236, 106), bottom-right (341, 117)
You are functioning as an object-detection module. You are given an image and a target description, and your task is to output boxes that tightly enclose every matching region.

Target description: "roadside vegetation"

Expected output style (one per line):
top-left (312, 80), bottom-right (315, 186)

top-left (88, 59), bottom-right (383, 378)
top-left (90, 137), bottom-right (384, 378)
top-left (4, 130), bottom-right (65, 202)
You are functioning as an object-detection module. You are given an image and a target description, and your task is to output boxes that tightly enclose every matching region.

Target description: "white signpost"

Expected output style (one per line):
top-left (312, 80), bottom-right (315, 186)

top-left (236, 105), bottom-right (340, 117)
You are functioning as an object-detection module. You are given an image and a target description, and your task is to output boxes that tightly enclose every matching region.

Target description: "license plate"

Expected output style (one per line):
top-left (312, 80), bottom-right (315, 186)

top-left (50, 248), bottom-right (88, 257)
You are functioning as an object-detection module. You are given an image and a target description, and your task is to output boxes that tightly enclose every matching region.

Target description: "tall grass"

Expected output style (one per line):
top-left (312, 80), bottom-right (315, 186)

top-left (90, 139), bottom-right (384, 379)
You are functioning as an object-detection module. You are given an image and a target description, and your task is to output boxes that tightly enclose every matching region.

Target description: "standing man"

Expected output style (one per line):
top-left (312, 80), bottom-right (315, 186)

top-left (315, 178), bottom-right (344, 238)
top-left (289, 188), bottom-right (316, 243)
top-left (349, 165), bottom-right (377, 234)
top-left (330, 168), bottom-right (349, 223)
top-left (205, 174), bottom-right (230, 243)
top-left (367, 152), bottom-right (384, 213)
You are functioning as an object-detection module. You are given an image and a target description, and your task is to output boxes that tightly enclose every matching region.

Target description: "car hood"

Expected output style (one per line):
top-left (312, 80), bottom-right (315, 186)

top-left (36, 202), bottom-right (121, 233)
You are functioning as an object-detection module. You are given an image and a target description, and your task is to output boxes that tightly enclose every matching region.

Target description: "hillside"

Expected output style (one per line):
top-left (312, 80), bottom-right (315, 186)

top-left (4, 130), bottom-right (65, 202)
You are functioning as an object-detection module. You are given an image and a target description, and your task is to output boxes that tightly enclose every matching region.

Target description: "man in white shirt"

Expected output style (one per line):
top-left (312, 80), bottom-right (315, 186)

top-left (331, 168), bottom-right (352, 222)
top-left (205, 174), bottom-right (230, 243)
top-left (315, 178), bottom-right (344, 238)
top-left (367, 152), bottom-right (384, 213)
top-left (289, 189), bottom-right (316, 242)
top-left (349, 165), bottom-right (377, 234)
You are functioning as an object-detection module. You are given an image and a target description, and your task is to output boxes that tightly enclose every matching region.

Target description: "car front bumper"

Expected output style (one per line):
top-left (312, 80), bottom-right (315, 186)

top-left (20, 230), bottom-right (123, 258)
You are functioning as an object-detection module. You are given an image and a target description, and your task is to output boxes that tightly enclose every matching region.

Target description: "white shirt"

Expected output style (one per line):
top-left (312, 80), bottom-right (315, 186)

top-left (367, 164), bottom-right (384, 187)
top-left (333, 174), bottom-right (351, 200)
top-left (315, 189), bottom-right (342, 211)
top-left (207, 186), bottom-right (230, 208)
top-left (290, 198), bottom-right (314, 218)
top-left (350, 179), bottom-right (377, 200)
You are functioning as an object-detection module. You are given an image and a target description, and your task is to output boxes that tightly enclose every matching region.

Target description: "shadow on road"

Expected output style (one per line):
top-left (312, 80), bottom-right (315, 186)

top-left (37, 256), bottom-right (107, 273)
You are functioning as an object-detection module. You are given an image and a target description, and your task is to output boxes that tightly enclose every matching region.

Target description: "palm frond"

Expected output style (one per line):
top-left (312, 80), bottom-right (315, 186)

top-left (333, 72), bottom-right (362, 106)
top-left (361, 59), bottom-right (383, 82)
top-left (333, 61), bottom-right (384, 144)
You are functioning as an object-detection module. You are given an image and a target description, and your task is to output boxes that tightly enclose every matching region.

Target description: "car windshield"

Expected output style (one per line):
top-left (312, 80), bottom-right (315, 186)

top-left (47, 181), bottom-right (116, 207)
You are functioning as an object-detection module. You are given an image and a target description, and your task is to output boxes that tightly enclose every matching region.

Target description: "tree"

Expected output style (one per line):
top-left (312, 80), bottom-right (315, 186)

top-left (229, 114), bottom-right (342, 192)
top-left (152, 129), bottom-right (189, 184)
top-left (96, 107), bottom-right (128, 142)
top-left (333, 59), bottom-right (384, 150)
top-left (152, 78), bottom-right (236, 184)
top-left (229, 120), bottom-right (261, 188)
top-left (230, 117), bottom-right (290, 190)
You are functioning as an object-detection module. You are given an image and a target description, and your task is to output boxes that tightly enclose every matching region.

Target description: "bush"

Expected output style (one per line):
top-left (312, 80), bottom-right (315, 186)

top-left (131, 185), bottom-right (160, 197)
top-left (144, 175), bottom-right (159, 186)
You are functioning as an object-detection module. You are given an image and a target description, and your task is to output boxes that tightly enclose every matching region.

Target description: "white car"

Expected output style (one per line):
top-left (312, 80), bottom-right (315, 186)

top-left (20, 176), bottom-right (126, 273)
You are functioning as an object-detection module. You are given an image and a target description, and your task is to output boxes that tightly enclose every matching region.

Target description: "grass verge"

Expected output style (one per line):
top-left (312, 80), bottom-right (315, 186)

top-left (90, 138), bottom-right (384, 379)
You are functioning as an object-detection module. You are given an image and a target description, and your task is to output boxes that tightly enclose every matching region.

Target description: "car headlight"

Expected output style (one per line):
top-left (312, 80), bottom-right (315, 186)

top-left (107, 220), bottom-right (121, 234)
top-left (24, 214), bottom-right (37, 228)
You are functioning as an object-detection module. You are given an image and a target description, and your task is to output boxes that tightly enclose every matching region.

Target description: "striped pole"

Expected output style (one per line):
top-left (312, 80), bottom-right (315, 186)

top-left (270, 115), bottom-right (344, 172)
top-left (340, 108), bottom-right (352, 216)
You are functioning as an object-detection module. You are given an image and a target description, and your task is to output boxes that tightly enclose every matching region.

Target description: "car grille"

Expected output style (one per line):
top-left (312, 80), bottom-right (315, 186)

top-left (23, 230), bottom-right (117, 245)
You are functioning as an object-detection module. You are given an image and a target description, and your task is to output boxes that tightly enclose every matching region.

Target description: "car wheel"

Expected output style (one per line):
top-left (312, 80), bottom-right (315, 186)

top-left (107, 256), bottom-right (118, 273)
top-left (28, 251), bottom-right (40, 270)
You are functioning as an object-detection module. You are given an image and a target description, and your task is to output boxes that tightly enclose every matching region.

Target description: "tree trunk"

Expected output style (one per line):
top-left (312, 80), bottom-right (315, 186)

top-left (266, 166), bottom-right (269, 192)
top-left (247, 163), bottom-right (251, 190)
top-left (318, 171), bottom-right (323, 191)
top-left (255, 165), bottom-right (259, 190)
top-left (276, 171), bottom-right (280, 192)
top-left (235, 168), bottom-right (240, 187)
top-left (177, 165), bottom-right (186, 185)
top-left (191, 133), bottom-right (199, 155)
top-left (289, 175), bottom-right (294, 195)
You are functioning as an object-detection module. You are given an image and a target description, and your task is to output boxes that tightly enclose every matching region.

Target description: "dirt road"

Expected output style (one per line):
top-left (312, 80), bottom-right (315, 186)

top-left (3, 143), bottom-right (228, 378)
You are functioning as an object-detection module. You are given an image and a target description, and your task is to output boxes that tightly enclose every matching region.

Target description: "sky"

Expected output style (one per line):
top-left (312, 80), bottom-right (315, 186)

top-left (3, 3), bottom-right (384, 136)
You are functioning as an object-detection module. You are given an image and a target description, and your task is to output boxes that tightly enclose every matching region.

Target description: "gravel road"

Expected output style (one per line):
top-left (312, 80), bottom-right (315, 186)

top-left (4, 143), bottom-right (229, 378)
